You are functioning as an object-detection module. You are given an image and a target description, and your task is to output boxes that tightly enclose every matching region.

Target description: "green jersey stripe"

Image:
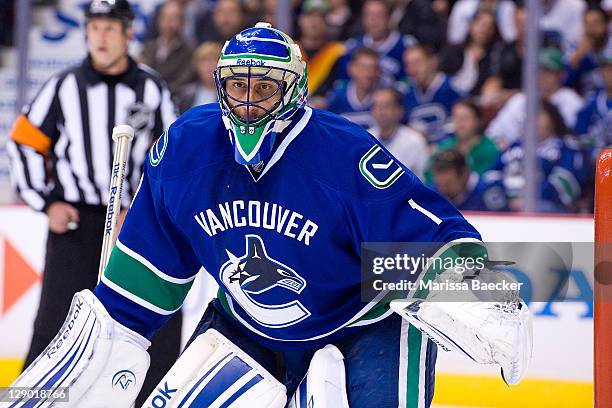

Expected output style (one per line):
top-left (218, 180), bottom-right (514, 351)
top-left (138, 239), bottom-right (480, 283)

top-left (104, 245), bottom-right (194, 313)
top-left (116, 240), bottom-right (196, 284)
top-left (406, 324), bottom-right (424, 407)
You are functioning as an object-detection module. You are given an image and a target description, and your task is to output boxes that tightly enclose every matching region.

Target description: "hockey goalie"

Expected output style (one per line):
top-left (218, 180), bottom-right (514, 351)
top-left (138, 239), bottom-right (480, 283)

top-left (4, 19), bottom-right (532, 408)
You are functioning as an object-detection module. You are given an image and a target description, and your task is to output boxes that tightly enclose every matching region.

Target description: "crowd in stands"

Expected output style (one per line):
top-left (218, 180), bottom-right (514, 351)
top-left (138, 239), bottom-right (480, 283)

top-left (18, 0), bottom-right (611, 214)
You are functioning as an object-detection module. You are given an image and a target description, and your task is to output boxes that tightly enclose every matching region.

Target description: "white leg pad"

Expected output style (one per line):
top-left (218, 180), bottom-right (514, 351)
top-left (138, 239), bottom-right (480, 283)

top-left (141, 329), bottom-right (286, 408)
top-left (288, 345), bottom-right (350, 408)
top-left (2, 289), bottom-right (150, 408)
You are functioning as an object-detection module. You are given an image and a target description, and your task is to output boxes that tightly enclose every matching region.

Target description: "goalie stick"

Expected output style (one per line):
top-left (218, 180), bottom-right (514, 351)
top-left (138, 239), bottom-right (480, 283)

top-left (0, 125), bottom-right (141, 408)
top-left (98, 124), bottom-right (135, 282)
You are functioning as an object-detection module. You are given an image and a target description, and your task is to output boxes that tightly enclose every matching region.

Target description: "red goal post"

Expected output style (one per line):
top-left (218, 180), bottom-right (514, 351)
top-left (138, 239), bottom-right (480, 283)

top-left (595, 149), bottom-right (612, 408)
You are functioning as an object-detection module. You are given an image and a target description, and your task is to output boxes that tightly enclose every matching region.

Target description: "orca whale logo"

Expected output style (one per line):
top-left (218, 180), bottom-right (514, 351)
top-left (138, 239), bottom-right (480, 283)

top-left (220, 235), bottom-right (310, 328)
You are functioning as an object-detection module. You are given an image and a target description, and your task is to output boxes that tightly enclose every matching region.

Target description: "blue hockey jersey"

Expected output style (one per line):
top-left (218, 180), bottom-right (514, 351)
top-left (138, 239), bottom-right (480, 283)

top-left (94, 104), bottom-right (481, 350)
top-left (440, 172), bottom-right (509, 212)
top-left (403, 74), bottom-right (463, 143)
top-left (336, 31), bottom-right (417, 84)
top-left (491, 136), bottom-right (587, 212)
top-left (326, 81), bottom-right (375, 128)
top-left (574, 90), bottom-right (612, 154)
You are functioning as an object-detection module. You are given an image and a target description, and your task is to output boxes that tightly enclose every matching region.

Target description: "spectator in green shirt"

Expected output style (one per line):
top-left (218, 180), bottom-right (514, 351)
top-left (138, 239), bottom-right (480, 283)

top-left (425, 99), bottom-right (500, 184)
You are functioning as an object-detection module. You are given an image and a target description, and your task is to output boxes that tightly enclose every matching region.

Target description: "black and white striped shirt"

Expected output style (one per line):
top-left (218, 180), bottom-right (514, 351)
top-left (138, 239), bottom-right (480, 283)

top-left (8, 56), bottom-right (177, 211)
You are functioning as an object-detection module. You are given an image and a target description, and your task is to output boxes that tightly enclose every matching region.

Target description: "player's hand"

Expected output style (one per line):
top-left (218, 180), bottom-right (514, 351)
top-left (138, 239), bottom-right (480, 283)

top-left (46, 201), bottom-right (80, 234)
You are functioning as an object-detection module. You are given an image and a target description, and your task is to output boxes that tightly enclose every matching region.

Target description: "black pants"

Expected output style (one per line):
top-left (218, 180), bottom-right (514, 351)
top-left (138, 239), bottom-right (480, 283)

top-left (23, 204), bottom-right (182, 406)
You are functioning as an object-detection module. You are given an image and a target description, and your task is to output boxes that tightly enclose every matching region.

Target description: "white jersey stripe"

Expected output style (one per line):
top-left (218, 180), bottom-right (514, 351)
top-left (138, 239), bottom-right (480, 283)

top-left (54, 131), bottom-right (81, 202)
top-left (60, 74), bottom-right (99, 204)
top-left (88, 82), bottom-right (112, 204)
top-left (27, 76), bottom-right (59, 126)
top-left (6, 141), bottom-right (46, 211)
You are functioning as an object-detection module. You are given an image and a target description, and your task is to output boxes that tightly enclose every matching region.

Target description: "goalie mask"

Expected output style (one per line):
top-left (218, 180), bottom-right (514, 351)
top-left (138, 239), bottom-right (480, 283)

top-left (215, 23), bottom-right (308, 165)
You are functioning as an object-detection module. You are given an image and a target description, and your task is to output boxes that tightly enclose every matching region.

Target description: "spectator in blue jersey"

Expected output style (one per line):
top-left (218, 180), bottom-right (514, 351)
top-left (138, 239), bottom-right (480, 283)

top-left (326, 47), bottom-right (379, 128)
top-left (492, 101), bottom-right (588, 212)
top-left (431, 149), bottom-right (509, 212)
top-left (368, 87), bottom-right (429, 179)
top-left (335, 0), bottom-right (417, 84)
top-left (402, 44), bottom-right (464, 144)
top-left (575, 49), bottom-right (612, 157)
top-left (566, 6), bottom-right (610, 96)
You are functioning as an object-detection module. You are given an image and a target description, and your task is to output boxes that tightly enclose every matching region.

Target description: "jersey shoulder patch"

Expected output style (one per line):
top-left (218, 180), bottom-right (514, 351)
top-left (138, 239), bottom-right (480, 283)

top-left (358, 145), bottom-right (405, 189)
top-left (147, 103), bottom-right (231, 179)
top-left (149, 129), bottom-right (168, 167)
top-left (288, 109), bottom-right (415, 197)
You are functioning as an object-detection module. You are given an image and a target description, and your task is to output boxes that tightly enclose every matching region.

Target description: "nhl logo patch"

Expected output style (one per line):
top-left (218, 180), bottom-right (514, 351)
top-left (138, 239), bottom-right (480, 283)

top-left (126, 102), bottom-right (152, 131)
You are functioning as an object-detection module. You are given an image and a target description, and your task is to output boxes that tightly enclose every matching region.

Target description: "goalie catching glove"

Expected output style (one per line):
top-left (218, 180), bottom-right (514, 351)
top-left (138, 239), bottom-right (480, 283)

top-left (2, 289), bottom-right (150, 407)
top-left (391, 265), bottom-right (533, 385)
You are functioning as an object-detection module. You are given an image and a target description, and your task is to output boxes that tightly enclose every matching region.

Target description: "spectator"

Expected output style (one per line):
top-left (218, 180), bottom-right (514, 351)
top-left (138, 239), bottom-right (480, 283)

top-left (327, 47), bottom-right (379, 128)
top-left (480, 5), bottom-right (526, 111)
top-left (143, 0), bottom-right (206, 44)
top-left (575, 49), bottom-right (612, 156)
top-left (486, 47), bottom-right (584, 147)
top-left (403, 44), bottom-right (464, 143)
top-left (393, 0), bottom-right (447, 50)
top-left (447, 0), bottom-right (517, 44)
top-left (258, 0), bottom-right (304, 27)
top-left (566, 6), bottom-right (610, 96)
top-left (337, 0), bottom-right (417, 84)
top-left (261, 0), bottom-right (279, 26)
top-left (540, 0), bottom-right (586, 54)
top-left (327, 0), bottom-right (354, 41)
top-left (195, 0), bottom-right (246, 44)
top-left (140, 0), bottom-right (195, 96)
top-left (431, 149), bottom-right (509, 211)
top-left (440, 9), bottom-right (502, 94)
top-left (368, 88), bottom-right (429, 179)
top-left (492, 101), bottom-right (588, 212)
top-left (176, 41), bottom-right (222, 113)
top-left (437, 100), bottom-right (500, 175)
top-left (297, 0), bottom-right (345, 99)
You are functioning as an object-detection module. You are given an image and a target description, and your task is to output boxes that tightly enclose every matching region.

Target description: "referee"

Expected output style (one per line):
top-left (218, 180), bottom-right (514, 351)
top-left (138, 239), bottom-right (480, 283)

top-left (7, 1), bottom-right (181, 404)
